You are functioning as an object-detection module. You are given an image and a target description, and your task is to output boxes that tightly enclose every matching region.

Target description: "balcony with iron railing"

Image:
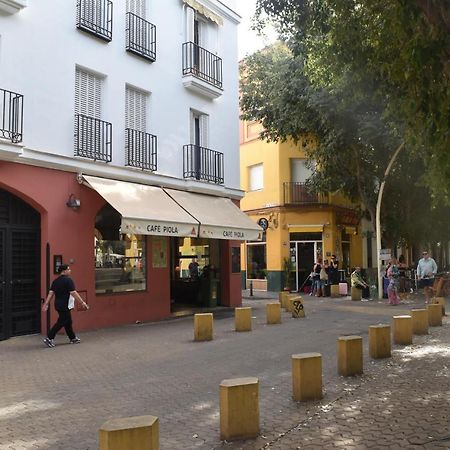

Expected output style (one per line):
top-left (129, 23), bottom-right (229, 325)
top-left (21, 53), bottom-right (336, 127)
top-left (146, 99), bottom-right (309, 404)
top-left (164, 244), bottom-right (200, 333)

top-left (182, 42), bottom-right (223, 99)
top-left (0, 88), bottom-right (23, 144)
top-left (283, 182), bottom-right (326, 205)
top-left (125, 128), bottom-right (157, 171)
top-left (74, 114), bottom-right (112, 162)
top-left (183, 144), bottom-right (224, 184)
top-left (76, 0), bottom-right (113, 42)
top-left (125, 12), bottom-right (156, 61)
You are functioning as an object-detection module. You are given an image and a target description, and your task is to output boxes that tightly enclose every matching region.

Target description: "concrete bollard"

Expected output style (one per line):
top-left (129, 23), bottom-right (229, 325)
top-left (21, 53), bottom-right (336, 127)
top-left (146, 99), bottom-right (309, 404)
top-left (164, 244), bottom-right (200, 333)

top-left (292, 353), bottom-right (322, 401)
top-left (393, 315), bottom-right (412, 345)
top-left (411, 309), bottom-right (429, 335)
top-left (278, 291), bottom-right (289, 309)
top-left (194, 313), bottom-right (213, 341)
top-left (235, 307), bottom-right (252, 332)
top-left (337, 336), bottom-right (363, 376)
top-left (290, 296), bottom-right (305, 318)
top-left (330, 284), bottom-right (340, 297)
top-left (427, 303), bottom-right (442, 326)
top-left (220, 377), bottom-right (259, 441)
top-left (368, 324), bottom-right (391, 359)
top-left (99, 415), bottom-right (159, 450)
top-left (266, 302), bottom-right (281, 324)
top-left (433, 297), bottom-right (446, 316)
top-left (350, 287), bottom-right (362, 301)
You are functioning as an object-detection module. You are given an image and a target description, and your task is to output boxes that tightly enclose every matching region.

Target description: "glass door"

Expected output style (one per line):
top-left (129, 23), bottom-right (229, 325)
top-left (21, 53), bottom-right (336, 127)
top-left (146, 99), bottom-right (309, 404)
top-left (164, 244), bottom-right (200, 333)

top-left (291, 241), bottom-right (323, 292)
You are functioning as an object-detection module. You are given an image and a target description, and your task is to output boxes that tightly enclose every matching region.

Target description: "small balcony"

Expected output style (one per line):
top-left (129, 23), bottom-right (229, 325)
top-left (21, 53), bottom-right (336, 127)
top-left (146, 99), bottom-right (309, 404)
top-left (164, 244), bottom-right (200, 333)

top-left (125, 128), bottom-right (157, 171)
top-left (76, 0), bottom-right (113, 42)
top-left (183, 144), bottom-right (224, 184)
top-left (126, 12), bottom-right (156, 62)
top-left (0, 88), bottom-right (23, 144)
top-left (283, 182), bottom-right (322, 205)
top-left (75, 114), bottom-right (112, 162)
top-left (182, 42), bottom-right (223, 99)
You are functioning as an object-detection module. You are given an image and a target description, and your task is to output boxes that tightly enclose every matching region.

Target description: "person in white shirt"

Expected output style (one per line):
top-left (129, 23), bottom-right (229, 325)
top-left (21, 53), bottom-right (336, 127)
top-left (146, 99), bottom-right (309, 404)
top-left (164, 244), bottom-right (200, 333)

top-left (417, 251), bottom-right (438, 303)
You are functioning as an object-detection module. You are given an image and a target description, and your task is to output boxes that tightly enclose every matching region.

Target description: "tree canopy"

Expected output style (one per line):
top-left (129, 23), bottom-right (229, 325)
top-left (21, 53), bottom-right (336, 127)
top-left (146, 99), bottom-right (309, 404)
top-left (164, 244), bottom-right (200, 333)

top-left (240, 0), bottom-right (450, 245)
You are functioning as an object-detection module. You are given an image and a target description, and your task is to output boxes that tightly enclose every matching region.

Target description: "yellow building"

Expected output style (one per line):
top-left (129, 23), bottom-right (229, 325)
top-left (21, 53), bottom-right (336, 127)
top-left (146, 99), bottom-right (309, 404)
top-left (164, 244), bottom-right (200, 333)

top-left (240, 121), bottom-right (363, 292)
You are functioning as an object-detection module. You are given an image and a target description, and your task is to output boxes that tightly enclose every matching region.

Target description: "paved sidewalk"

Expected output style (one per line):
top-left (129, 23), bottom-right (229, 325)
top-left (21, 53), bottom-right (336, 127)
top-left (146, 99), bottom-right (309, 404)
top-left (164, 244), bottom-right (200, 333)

top-left (0, 294), bottom-right (448, 449)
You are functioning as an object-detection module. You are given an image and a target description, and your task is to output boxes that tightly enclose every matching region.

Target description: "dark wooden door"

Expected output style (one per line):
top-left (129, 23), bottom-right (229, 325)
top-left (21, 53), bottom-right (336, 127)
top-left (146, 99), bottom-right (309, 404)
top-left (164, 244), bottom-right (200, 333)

top-left (0, 189), bottom-right (40, 340)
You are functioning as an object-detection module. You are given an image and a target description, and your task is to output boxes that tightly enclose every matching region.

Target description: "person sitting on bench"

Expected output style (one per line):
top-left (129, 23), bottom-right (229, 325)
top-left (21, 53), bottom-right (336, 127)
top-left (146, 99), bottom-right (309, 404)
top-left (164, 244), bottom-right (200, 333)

top-left (351, 267), bottom-right (370, 299)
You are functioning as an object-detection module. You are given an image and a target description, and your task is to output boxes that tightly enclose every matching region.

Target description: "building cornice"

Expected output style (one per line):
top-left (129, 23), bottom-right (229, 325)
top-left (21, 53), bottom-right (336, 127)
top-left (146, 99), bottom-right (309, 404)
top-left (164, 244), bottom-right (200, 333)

top-left (0, 0), bottom-right (27, 14)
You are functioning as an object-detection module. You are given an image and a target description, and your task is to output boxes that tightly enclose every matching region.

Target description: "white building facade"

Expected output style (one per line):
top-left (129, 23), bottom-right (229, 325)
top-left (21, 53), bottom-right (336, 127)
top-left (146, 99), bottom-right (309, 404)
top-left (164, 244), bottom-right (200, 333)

top-left (0, 0), bottom-right (260, 340)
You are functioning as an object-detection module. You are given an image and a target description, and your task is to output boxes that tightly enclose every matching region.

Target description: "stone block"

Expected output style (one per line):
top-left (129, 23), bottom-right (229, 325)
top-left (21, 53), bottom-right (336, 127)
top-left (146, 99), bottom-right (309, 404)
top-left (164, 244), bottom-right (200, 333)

top-left (351, 287), bottom-right (362, 301)
top-left (393, 315), bottom-right (412, 345)
top-left (266, 302), bottom-right (281, 324)
top-left (292, 353), bottom-right (322, 401)
top-left (194, 313), bottom-right (213, 341)
top-left (337, 336), bottom-right (363, 376)
top-left (427, 303), bottom-right (442, 326)
top-left (99, 415), bottom-right (159, 450)
top-left (220, 377), bottom-right (259, 441)
top-left (411, 309), bottom-right (428, 335)
top-left (235, 307), bottom-right (252, 332)
top-left (368, 324), bottom-right (391, 358)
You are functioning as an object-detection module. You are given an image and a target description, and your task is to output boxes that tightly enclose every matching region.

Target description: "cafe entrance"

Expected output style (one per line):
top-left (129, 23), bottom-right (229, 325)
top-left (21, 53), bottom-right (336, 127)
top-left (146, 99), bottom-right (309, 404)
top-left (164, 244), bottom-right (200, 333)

top-left (170, 237), bottom-right (221, 311)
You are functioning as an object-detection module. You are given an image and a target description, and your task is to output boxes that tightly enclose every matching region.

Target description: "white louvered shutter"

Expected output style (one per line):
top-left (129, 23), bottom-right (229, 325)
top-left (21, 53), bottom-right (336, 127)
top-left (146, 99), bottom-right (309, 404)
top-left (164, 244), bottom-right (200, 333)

top-left (126, 86), bottom-right (148, 133)
top-left (199, 114), bottom-right (209, 148)
top-left (127, 0), bottom-right (146, 17)
top-left (186, 7), bottom-right (195, 42)
top-left (75, 68), bottom-right (102, 118)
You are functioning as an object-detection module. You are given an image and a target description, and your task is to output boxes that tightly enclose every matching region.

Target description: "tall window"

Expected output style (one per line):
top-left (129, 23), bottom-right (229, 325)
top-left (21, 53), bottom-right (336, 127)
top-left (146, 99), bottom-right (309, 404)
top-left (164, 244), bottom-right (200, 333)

top-left (94, 205), bottom-right (146, 294)
top-left (75, 67), bottom-right (102, 118)
top-left (127, 0), bottom-right (146, 17)
top-left (248, 163), bottom-right (264, 191)
top-left (190, 110), bottom-right (208, 147)
top-left (126, 85), bottom-right (148, 133)
top-left (291, 158), bottom-right (313, 183)
top-left (247, 239), bottom-right (267, 280)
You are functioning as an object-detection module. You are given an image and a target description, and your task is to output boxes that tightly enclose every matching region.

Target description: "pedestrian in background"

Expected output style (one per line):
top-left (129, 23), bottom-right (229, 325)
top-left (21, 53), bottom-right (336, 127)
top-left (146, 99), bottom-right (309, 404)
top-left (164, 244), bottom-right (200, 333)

top-left (417, 251), bottom-right (437, 304)
top-left (41, 264), bottom-right (89, 347)
top-left (387, 257), bottom-right (401, 305)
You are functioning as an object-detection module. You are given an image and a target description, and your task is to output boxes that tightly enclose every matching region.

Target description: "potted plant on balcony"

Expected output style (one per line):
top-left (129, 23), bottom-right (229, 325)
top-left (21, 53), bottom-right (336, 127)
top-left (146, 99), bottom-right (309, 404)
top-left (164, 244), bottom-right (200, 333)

top-left (282, 257), bottom-right (295, 291)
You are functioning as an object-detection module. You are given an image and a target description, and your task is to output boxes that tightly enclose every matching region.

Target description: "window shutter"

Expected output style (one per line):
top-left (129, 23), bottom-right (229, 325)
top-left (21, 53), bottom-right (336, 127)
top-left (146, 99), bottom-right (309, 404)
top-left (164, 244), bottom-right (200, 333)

top-left (126, 86), bottom-right (148, 132)
top-left (291, 159), bottom-right (313, 183)
top-left (186, 7), bottom-right (195, 42)
top-left (127, 0), bottom-right (146, 17)
top-left (75, 68), bottom-right (102, 118)
top-left (199, 114), bottom-right (208, 148)
top-left (249, 164), bottom-right (264, 191)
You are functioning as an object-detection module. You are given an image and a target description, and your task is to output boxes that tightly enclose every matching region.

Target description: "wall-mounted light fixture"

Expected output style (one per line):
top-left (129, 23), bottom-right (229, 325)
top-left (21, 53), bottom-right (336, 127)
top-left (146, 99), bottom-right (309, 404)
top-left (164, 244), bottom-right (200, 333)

top-left (66, 194), bottom-right (81, 210)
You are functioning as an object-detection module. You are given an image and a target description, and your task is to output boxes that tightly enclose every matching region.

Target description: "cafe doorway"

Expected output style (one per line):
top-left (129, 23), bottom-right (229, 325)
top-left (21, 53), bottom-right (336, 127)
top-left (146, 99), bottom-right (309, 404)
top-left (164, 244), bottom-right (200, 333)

top-left (170, 237), bottom-right (221, 312)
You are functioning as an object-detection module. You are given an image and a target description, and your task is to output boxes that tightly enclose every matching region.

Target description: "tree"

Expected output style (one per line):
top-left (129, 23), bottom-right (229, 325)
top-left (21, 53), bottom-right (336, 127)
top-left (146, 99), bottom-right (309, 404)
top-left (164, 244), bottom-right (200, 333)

top-left (254, 0), bottom-right (450, 203)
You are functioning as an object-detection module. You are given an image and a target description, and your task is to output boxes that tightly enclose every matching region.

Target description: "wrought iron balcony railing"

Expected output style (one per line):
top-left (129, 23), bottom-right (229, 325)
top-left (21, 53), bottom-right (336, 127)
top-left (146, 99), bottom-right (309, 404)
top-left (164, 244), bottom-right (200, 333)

top-left (283, 182), bottom-right (321, 205)
top-left (126, 12), bottom-right (156, 62)
top-left (182, 42), bottom-right (223, 89)
top-left (0, 88), bottom-right (23, 144)
top-left (75, 114), bottom-right (112, 162)
top-left (77, 0), bottom-right (113, 41)
top-left (183, 144), bottom-right (224, 184)
top-left (125, 128), bottom-right (157, 171)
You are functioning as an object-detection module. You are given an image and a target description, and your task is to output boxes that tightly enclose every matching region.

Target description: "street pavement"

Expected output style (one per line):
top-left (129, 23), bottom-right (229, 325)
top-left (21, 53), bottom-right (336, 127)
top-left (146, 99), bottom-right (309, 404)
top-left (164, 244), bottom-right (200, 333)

top-left (0, 292), bottom-right (449, 449)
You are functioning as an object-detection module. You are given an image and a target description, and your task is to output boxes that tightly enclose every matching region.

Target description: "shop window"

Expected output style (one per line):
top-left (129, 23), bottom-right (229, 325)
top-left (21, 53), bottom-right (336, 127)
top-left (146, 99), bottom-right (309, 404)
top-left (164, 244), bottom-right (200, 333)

top-left (246, 243), bottom-right (267, 279)
top-left (94, 205), bottom-right (146, 294)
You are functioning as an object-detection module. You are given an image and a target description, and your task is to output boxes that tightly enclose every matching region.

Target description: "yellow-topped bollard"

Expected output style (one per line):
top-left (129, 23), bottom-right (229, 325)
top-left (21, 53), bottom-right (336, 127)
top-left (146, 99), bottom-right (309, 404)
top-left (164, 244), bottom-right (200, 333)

top-left (427, 303), bottom-right (442, 326)
top-left (99, 415), bottom-right (159, 450)
top-left (194, 313), bottom-right (213, 341)
top-left (411, 309), bottom-right (428, 335)
top-left (279, 291), bottom-right (289, 309)
top-left (235, 307), bottom-right (252, 332)
top-left (369, 324), bottom-right (391, 359)
top-left (290, 296), bottom-right (305, 318)
top-left (266, 302), bottom-right (281, 324)
top-left (433, 297), bottom-right (446, 316)
top-left (337, 336), bottom-right (363, 376)
top-left (292, 353), bottom-right (322, 401)
top-left (220, 377), bottom-right (259, 441)
top-left (393, 315), bottom-right (412, 345)
top-left (351, 287), bottom-right (362, 301)
top-left (330, 284), bottom-right (340, 297)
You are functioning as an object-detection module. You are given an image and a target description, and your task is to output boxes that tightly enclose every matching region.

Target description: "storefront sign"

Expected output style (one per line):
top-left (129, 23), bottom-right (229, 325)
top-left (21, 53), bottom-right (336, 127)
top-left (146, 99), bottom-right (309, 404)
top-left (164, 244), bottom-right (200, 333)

top-left (152, 237), bottom-right (167, 268)
top-left (199, 225), bottom-right (262, 241)
top-left (122, 218), bottom-right (198, 237)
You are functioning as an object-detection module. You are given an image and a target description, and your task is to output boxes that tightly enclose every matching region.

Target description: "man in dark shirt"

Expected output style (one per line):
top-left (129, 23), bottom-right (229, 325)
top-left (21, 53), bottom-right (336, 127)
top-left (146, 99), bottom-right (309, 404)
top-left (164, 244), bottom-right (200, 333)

top-left (41, 264), bottom-right (89, 347)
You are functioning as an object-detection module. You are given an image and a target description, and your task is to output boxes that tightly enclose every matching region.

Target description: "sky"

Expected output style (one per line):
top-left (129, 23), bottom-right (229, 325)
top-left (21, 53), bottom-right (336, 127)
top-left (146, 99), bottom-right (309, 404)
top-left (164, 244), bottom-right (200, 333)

top-left (233, 0), bottom-right (278, 60)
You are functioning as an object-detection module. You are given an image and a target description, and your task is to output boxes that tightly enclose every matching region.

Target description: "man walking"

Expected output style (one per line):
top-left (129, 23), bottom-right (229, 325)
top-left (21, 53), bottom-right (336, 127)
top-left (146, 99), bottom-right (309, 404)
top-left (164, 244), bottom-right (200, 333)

top-left (417, 251), bottom-right (437, 304)
top-left (41, 264), bottom-right (89, 347)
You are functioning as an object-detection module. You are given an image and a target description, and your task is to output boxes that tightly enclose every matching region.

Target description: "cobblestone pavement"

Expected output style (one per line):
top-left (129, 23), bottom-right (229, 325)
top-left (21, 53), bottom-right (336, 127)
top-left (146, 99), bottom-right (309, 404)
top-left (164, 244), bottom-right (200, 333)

top-left (0, 293), bottom-right (449, 450)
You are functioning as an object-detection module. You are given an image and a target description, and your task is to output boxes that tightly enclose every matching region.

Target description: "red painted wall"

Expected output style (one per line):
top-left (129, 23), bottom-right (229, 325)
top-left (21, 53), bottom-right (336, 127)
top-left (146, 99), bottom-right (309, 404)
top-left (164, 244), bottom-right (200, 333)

top-left (220, 240), bottom-right (243, 307)
top-left (0, 161), bottom-right (171, 335)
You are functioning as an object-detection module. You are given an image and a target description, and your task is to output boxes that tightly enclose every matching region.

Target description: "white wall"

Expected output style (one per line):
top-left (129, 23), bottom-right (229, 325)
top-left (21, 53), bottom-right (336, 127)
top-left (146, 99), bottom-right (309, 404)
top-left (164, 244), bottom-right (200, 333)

top-left (0, 0), bottom-right (241, 195)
